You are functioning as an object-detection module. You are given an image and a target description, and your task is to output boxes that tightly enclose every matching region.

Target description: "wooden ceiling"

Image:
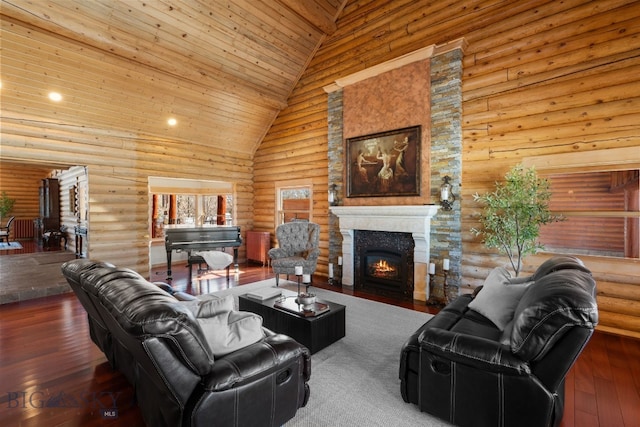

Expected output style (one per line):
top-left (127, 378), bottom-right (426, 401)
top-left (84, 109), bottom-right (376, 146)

top-left (0, 0), bottom-right (347, 156)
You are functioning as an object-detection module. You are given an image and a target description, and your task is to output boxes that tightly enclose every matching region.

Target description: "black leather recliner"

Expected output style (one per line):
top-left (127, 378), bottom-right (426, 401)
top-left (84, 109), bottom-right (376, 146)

top-left (62, 259), bottom-right (311, 427)
top-left (61, 259), bottom-right (116, 360)
top-left (399, 256), bottom-right (598, 427)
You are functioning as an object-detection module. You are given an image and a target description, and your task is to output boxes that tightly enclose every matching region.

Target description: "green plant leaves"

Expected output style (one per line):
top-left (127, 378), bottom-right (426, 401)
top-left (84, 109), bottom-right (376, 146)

top-left (471, 164), bottom-right (563, 276)
top-left (0, 191), bottom-right (16, 219)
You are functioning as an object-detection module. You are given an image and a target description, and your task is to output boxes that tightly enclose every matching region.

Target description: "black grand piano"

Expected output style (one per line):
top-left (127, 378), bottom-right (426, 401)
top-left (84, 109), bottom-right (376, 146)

top-left (164, 225), bottom-right (242, 280)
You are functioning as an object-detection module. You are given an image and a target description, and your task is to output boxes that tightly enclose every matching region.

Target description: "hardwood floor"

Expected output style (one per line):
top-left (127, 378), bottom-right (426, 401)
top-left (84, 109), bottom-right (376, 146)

top-left (0, 250), bottom-right (638, 426)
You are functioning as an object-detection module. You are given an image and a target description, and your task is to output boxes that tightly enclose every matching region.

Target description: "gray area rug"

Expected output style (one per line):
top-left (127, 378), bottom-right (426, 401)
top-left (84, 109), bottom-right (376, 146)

top-left (210, 279), bottom-right (451, 427)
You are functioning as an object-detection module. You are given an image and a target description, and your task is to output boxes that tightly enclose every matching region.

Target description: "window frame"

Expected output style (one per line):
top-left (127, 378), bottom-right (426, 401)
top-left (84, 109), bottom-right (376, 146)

top-left (523, 147), bottom-right (639, 258)
top-left (148, 177), bottom-right (235, 241)
top-left (275, 179), bottom-right (313, 227)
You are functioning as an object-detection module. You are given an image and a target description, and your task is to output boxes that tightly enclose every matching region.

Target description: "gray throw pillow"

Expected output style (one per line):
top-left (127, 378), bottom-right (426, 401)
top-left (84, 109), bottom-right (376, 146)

top-left (184, 295), bottom-right (265, 357)
top-left (468, 267), bottom-right (533, 331)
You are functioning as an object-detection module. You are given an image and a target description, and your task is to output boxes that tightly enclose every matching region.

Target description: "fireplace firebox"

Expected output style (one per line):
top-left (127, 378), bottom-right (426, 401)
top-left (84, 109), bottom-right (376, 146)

top-left (354, 230), bottom-right (414, 298)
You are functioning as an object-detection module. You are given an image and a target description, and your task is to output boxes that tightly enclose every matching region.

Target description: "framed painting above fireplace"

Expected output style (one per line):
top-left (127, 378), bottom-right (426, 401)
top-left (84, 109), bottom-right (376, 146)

top-left (346, 125), bottom-right (421, 198)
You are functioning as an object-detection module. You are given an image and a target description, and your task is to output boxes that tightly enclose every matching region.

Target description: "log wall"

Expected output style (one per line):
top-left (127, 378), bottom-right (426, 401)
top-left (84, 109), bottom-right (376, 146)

top-left (1, 0), bottom-right (639, 337)
top-left (1, 112), bottom-right (254, 277)
top-left (254, 0), bottom-right (640, 337)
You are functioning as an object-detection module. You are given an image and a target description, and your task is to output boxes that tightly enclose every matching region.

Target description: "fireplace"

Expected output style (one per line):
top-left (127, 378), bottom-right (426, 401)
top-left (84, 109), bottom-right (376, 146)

top-left (329, 205), bottom-right (439, 301)
top-left (355, 230), bottom-right (413, 298)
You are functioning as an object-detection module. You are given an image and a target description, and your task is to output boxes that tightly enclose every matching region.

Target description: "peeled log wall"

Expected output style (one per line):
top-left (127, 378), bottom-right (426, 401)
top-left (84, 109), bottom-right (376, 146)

top-left (1, 114), bottom-right (254, 277)
top-left (254, 0), bottom-right (640, 338)
top-left (1, 0), bottom-right (638, 337)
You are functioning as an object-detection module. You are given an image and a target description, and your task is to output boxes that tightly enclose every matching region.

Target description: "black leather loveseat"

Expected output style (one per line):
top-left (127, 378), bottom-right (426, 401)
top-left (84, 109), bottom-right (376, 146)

top-left (399, 256), bottom-right (598, 427)
top-left (62, 259), bottom-right (311, 427)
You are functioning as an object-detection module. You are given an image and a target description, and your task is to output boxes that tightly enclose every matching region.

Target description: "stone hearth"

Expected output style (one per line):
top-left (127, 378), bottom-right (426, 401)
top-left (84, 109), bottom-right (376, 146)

top-left (329, 205), bottom-right (439, 301)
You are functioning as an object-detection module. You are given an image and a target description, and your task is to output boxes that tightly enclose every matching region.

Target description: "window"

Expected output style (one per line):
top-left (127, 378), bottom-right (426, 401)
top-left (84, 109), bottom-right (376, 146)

top-left (276, 180), bottom-right (312, 226)
top-left (539, 170), bottom-right (639, 258)
top-left (176, 195), bottom-right (196, 223)
top-left (523, 148), bottom-right (639, 259)
top-left (148, 177), bottom-right (234, 239)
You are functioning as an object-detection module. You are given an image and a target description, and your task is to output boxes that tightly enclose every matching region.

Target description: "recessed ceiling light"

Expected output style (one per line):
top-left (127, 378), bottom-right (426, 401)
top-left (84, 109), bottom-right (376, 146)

top-left (167, 118), bottom-right (177, 126)
top-left (48, 92), bottom-right (62, 102)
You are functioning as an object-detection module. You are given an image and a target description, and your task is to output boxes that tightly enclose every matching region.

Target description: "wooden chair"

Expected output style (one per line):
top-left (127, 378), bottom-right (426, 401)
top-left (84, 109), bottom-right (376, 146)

top-left (0, 216), bottom-right (15, 243)
top-left (42, 225), bottom-right (69, 250)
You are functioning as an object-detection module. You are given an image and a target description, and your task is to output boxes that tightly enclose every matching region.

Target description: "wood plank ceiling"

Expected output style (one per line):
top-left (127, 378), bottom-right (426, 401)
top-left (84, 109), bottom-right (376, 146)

top-left (0, 0), bottom-right (346, 155)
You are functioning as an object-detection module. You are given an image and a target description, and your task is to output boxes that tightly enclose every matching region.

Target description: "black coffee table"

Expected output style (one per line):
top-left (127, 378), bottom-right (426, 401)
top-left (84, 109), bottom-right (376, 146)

top-left (239, 292), bottom-right (346, 354)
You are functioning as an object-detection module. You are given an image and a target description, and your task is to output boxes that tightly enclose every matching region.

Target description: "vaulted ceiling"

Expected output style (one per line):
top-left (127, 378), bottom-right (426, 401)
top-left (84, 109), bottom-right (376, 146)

top-left (0, 0), bottom-right (347, 156)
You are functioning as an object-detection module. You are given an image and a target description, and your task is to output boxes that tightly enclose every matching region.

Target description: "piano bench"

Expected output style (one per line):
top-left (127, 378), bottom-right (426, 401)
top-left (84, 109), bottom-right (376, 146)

top-left (189, 255), bottom-right (209, 274)
top-left (188, 253), bottom-right (232, 281)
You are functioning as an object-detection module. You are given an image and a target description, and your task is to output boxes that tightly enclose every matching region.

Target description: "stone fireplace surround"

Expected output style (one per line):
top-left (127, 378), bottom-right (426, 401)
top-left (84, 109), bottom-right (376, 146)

top-left (330, 205), bottom-right (439, 301)
top-left (326, 39), bottom-right (465, 299)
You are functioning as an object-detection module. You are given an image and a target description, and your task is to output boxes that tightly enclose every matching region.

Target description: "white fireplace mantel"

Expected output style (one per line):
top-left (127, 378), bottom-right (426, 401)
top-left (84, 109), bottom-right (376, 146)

top-left (330, 205), bottom-right (439, 301)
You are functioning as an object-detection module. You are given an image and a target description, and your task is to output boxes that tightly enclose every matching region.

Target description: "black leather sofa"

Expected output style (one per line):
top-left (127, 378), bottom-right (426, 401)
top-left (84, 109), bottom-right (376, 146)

top-left (61, 259), bottom-right (311, 427)
top-left (399, 256), bottom-right (598, 427)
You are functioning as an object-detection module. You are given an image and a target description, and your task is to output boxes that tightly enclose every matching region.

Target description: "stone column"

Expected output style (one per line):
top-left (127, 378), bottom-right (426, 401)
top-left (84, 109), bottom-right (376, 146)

top-left (430, 48), bottom-right (463, 301)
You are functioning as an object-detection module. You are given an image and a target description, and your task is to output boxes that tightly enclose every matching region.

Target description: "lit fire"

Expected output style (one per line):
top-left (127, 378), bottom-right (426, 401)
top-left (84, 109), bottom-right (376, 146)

top-left (369, 259), bottom-right (397, 278)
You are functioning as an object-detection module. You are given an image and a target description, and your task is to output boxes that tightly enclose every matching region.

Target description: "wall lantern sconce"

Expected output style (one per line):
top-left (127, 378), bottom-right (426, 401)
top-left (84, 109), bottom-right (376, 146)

top-left (328, 183), bottom-right (338, 206)
top-left (440, 176), bottom-right (456, 211)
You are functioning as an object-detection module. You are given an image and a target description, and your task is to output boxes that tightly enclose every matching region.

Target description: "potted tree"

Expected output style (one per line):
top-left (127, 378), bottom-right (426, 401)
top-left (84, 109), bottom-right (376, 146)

top-left (0, 191), bottom-right (16, 222)
top-left (471, 164), bottom-right (563, 276)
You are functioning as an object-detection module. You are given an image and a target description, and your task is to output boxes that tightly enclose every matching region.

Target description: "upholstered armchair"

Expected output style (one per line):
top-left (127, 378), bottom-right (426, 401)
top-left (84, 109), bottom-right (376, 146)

top-left (268, 222), bottom-right (320, 286)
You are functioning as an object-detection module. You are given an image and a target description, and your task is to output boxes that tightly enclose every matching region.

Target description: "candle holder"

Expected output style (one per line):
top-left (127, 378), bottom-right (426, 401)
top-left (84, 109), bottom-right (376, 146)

top-left (296, 271), bottom-right (316, 306)
top-left (303, 274), bottom-right (312, 294)
top-left (427, 273), bottom-right (442, 307)
top-left (443, 270), bottom-right (450, 304)
top-left (328, 263), bottom-right (342, 286)
top-left (328, 262), bottom-right (335, 286)
top-left (427, 272), bottom-right (449, 307)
